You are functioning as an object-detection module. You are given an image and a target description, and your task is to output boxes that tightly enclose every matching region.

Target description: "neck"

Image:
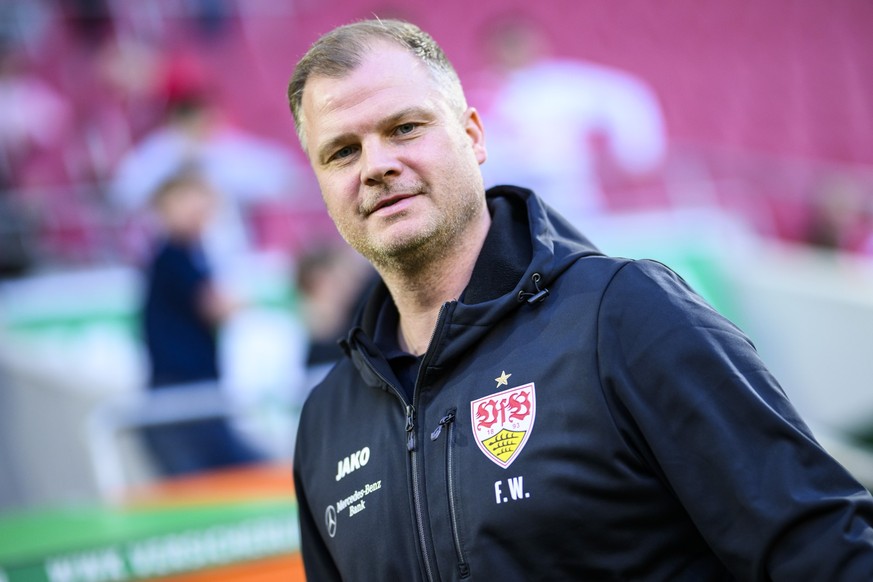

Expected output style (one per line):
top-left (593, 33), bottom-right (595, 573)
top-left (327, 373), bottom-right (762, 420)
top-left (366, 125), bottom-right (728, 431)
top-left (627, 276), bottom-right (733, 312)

top-left (378, 210), bottom-right (491, 356)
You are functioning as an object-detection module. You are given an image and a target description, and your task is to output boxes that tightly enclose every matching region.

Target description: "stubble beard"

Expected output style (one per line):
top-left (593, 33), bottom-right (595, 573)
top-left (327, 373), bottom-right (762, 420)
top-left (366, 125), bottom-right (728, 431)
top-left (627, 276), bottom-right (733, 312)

top-left (335, 184), bottom-right (484, 277)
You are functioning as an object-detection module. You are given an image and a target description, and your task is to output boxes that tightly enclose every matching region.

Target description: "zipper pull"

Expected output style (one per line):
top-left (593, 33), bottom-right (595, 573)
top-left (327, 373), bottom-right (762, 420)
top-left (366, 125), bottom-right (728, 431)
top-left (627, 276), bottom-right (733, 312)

top-left (430, 410), bottom-right (456, 441)
top-left (406, 405), bottom-right (416, 451)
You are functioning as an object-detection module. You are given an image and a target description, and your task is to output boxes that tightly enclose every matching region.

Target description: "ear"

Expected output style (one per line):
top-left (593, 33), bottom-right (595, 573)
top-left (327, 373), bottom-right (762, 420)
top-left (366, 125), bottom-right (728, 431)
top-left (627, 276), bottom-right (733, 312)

top-left (463, 107), bottom-right (488, 165)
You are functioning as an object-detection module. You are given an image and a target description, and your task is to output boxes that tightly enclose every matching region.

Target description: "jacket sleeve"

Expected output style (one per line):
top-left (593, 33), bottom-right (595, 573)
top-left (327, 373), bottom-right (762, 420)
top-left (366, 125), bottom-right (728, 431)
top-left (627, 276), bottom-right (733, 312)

top-left (293, 446), bottom-right (343, 581)
top-left (598, 259), bottom-right (873, 581)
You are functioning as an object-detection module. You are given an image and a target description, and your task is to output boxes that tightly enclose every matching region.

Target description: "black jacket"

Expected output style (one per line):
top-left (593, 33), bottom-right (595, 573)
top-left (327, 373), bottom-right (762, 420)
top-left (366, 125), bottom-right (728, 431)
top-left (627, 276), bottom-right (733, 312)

top-left (293, 186), bottom-right (873, 581)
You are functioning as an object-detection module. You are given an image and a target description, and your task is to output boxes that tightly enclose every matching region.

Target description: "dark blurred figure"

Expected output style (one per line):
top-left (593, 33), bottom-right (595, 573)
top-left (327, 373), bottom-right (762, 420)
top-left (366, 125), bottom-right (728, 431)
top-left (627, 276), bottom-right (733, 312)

top-left (294, 243), bottom-right (376, 391)
top-left (191, 0), bottom-right (236, 39)
top-left (141, 168), bottom-right (263, 476)
top-left (62, 0), bottom-right (114, 48)
top-left (0, 194), bottom-right (34, 278)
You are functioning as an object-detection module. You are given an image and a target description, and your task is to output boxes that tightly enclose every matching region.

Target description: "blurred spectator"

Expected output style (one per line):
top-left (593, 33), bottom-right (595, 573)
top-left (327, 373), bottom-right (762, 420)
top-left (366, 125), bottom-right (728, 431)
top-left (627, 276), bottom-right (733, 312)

top-left (472, 15), bottom-right (668, 226)
top-left (0, 40), bottom-right (72, 190)
top-left (803, 173), bottom-right (873, 255)
top-left (140, 168), bottom-right (263, 477)
top-left (109, 53), bottom-right (303, 266)
top-left (62, 0), bottom-right (114, 49)
top-left (0, 0), bottom-right (52, 53)
top-left (0, 39), bottom-right (72, 275)
top-left (190, 0), bottom-right (236, 39)
top-left (294, 243), bottom-right (376, 391)
top-left (78, 36), bottom-right (165, 182)
top-left (0, 194), bottom-right (35, 278)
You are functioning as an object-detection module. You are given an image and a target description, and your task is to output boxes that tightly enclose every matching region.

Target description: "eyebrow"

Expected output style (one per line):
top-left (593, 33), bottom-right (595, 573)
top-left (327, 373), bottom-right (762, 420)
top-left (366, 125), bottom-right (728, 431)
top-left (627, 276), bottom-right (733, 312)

top-left (316, 132), bottom-right (356, 166)
top-left (316, 106), bottom-right (436, 164)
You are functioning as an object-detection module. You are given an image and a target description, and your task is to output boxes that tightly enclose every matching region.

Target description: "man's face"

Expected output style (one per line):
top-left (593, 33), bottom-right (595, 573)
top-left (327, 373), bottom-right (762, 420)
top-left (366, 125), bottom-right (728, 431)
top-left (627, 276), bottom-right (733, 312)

top-left (300, 42), bottom-right (488, 271)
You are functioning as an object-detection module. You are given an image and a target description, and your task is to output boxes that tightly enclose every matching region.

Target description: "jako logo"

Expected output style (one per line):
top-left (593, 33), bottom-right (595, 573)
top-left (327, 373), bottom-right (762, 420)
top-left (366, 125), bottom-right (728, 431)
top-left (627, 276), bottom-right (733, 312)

top-left (336, 446), bottom-right (370, 482)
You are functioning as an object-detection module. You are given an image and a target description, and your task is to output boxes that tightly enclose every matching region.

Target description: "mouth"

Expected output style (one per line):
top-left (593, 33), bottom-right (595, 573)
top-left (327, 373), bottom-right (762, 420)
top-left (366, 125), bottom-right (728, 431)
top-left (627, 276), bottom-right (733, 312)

top-left (367, 192), bottom-right (419, 215)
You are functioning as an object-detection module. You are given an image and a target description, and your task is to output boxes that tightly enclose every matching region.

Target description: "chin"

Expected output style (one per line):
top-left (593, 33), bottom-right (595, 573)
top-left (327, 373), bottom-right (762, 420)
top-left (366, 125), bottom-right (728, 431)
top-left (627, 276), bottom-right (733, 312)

top-left (356, 229), bottom-right (436, 271)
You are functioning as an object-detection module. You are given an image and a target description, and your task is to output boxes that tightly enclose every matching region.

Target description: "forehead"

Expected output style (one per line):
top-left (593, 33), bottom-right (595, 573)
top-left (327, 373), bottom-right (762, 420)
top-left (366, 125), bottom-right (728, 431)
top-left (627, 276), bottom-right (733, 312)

top-left (301, 43), bottom-right (446, 148)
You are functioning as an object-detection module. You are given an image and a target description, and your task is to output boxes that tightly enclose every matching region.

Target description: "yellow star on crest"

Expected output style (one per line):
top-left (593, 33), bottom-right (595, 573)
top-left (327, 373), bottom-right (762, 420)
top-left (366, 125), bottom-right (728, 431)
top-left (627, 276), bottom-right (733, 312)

top-left (495, 371), bottom-right (512, 387)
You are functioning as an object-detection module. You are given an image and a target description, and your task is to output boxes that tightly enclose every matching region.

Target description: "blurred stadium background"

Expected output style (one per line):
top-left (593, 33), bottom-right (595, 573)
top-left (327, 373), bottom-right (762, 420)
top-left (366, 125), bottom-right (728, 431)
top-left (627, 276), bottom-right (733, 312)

top-left (1, 1), bottom-right (872, 580)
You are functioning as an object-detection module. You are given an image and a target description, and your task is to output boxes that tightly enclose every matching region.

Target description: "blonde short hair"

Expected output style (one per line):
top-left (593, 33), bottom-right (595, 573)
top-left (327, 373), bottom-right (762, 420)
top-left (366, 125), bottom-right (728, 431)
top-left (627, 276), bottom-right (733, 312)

top-left (287, 19), bottom-right (467, 148)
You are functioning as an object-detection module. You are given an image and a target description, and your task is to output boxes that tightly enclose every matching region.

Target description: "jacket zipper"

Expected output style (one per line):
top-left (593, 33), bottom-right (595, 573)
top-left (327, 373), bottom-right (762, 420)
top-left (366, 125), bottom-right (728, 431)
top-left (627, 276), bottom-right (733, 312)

top-left (408, 302), bottom-right (451, 582)
top-left (407, 404), bottom-right (436, 582)
top-left (355, 303), bottom-right (453, 582)
top-left (431, 409), bottom-right (470, 578)
top-left (349, 347), bottom-right (436, 582)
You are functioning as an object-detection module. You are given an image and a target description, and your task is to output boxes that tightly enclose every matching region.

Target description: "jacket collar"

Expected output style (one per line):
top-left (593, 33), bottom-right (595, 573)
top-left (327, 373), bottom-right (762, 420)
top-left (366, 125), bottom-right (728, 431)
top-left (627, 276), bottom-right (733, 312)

top-left (462, 189), bottom-right (532, 304)
top-left (345, 185), bottom-right (602, 365)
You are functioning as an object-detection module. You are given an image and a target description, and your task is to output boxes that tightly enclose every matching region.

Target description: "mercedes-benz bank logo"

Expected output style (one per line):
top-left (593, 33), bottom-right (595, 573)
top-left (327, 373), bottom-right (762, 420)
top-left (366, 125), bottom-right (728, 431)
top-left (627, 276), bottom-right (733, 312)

top-left (325, 505), bottom-right (338, 538)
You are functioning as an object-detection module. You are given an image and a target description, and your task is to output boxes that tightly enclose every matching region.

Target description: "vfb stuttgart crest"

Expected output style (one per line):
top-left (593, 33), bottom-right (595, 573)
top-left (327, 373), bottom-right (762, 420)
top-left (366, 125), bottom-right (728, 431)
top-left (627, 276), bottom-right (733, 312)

top-left (471, 382), bottom-right (536, 468)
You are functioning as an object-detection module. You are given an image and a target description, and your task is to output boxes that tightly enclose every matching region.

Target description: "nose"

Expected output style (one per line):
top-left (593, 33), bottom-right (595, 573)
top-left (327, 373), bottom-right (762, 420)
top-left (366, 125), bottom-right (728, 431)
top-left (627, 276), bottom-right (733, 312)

top-left (360, 139), bottom-right (402, 186)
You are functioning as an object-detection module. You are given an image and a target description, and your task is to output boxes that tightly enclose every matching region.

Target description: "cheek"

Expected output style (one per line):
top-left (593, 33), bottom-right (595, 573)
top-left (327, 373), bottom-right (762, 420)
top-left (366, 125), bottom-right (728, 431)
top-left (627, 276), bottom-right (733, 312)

top-left (318, 180), bottom-right (358, 228)
top-left (320, 192), bottom-right (343, 224)
top-left (317, 176), bottom-right (346, 208)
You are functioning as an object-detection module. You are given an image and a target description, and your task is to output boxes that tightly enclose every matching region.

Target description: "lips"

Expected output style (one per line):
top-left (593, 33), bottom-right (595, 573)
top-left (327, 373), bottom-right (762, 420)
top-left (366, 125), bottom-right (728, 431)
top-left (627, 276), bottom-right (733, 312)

top-left (367, 192), bottom-right (418, 215)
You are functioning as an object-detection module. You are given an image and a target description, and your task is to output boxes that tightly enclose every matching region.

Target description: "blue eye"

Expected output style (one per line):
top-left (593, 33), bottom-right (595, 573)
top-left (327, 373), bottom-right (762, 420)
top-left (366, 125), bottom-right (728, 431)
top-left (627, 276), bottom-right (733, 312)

top-left (395, 123), bottom-right (417, 135)
top-left (332, 145), bottom-right (357, 161)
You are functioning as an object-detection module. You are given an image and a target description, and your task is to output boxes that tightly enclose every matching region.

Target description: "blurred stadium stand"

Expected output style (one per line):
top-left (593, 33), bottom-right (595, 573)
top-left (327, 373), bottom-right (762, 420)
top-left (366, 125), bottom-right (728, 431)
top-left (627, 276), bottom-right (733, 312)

top-left (0, 0), bottom-right (869, 265)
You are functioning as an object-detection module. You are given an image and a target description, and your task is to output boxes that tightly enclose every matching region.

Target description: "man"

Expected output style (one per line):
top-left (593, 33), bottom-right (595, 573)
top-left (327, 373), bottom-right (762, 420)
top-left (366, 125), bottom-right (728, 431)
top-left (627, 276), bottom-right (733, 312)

top-left (287, 19), bottom-right (873, 581)
top-left (141, 169), bottom-right (263, 475)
